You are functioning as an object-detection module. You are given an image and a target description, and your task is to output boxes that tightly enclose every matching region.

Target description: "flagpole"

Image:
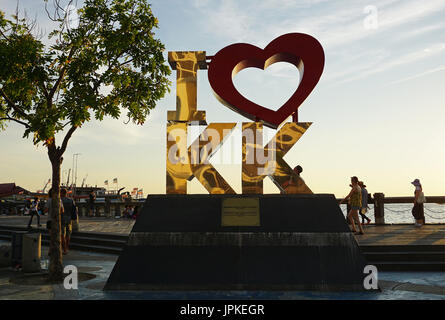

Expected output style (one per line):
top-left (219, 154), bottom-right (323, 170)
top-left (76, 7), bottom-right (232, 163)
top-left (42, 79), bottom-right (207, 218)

top-left (113, 178), bottom-right (118, 195)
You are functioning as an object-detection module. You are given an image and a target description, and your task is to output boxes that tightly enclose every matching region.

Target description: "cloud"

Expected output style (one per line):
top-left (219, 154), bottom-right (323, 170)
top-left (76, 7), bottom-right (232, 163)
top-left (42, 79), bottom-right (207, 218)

top-left (333, 42), bottom-right (445, 85)
top-left (388, 64), bottom-right (445, 85)
top-left (192, 0), bottom-right (445, 86)
top-left (392, 22), bottom-right (445, 41)
top-left (64, 105), bottom-right (166, 148)
top-left (193, 0), bottom-right (256, 43)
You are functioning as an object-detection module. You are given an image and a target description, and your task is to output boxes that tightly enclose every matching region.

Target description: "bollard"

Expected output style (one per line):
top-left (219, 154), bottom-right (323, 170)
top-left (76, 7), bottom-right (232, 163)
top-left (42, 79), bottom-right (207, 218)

top-left (105, 198), bottom-right (111, 217)
top-left (373, 193), bottom-right (385, 225)
top-left (11, 231), bottom-right (26, 267)
top-left (95, 203), bottom-right (101, 217)
top-left (0, 245), bottom-right (11, 267)
top-left (78, 204), bottom-right (86, 217)
top-left (115, 203), bottom-right (122, 217)
top-left (22, 233), bottom-right (41, 273)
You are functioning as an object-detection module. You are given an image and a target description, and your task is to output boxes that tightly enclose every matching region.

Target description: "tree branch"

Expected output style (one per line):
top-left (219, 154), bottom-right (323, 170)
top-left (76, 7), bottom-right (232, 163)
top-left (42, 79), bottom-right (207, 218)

top-left (119, 58), bottom-right (134, 67)
top-left (0, 88), bottom-right (29, 120)
top-left (49, 46), bottom-right (75, 99)
top-left (39, 81), bottom-right (50, 100)
top-left (0, 28), bottom-right (9, 40)
top-left (58, 125), bottom-right (77, 156)
top-left (61, 121), bottom-right (71, 129)
top-left (0, 117), bottom-right (30, 128)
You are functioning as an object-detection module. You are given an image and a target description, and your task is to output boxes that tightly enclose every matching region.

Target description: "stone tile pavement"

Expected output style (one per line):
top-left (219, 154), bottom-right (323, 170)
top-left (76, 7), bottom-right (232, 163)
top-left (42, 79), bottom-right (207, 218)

top-left (0, 215), bottom-right (135, 235)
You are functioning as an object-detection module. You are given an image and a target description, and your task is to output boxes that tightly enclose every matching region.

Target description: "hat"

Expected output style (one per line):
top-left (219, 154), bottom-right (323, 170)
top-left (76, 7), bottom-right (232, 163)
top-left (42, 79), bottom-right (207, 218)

top-left (411, 179), bottom-right (421, 186)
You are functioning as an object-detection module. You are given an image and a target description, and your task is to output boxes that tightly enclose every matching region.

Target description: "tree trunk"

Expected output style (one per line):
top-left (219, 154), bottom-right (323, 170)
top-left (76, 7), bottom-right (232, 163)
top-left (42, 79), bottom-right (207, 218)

top-left (48, 149), bottom-right (64, 281)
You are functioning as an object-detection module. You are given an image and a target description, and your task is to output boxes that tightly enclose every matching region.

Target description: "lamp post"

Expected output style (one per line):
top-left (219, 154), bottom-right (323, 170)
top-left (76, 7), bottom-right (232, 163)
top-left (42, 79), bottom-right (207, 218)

top-left (72, 153), bottom-right (81, 195)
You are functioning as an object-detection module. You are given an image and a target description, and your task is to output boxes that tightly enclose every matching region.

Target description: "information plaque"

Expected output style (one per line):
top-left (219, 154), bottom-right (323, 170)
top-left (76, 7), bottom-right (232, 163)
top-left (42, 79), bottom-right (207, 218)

top-left (221, 197), bottom-right (260, 226)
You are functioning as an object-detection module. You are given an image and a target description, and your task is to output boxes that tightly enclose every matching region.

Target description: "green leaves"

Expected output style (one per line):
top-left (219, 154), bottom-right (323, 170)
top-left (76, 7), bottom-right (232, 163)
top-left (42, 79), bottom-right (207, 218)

top-left (0, 0), bottom-right (171, 148)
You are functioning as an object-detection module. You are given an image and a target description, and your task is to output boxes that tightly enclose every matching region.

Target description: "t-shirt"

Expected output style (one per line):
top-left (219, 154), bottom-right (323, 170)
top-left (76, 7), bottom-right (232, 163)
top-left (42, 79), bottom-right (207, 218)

top-left (61, 197), bottom-right (75, 223)
top-left (30, 200), bottom-right (39, 212)
top-left (361, 188), bottom-right (368, 207)
top-left (414, 185), bottom-right (424, 203)
top-left (349, 185), bottom-right (362, 207)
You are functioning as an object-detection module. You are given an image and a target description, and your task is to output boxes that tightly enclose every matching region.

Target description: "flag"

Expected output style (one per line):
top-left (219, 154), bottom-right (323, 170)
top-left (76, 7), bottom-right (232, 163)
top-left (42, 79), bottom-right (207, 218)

top-left (104, 180), bottom-right (108, 185)
top-left (113, 178), bottom-right (118, 184)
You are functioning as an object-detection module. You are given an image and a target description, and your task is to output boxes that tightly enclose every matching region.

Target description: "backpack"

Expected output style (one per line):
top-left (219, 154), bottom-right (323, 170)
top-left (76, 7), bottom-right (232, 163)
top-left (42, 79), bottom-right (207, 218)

top-left (71, 202), bottom-right (78, 220)
top-left (417, 192), bottom-right (426, 204)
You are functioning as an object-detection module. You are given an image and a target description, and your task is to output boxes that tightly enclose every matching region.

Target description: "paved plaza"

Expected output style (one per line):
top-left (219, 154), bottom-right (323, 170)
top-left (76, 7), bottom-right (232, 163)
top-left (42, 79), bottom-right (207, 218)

top-left (2, 215), bottom-right (445, 246)
top-left (1, 244), bottom-right (445, 300)
top-left (1, 215), bottom-right (445, 299)
top-left (0, 215), bottom-right (135, 235)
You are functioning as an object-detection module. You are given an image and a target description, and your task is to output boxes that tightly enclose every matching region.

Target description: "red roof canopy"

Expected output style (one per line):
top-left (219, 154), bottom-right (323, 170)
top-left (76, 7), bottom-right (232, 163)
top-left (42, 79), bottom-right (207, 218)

top-left (0, 183), bottom-right (29, 198)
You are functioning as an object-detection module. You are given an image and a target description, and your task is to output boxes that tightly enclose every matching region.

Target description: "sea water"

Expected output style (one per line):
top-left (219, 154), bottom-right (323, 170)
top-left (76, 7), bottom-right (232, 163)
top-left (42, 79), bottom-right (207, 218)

top-left (340, 203), bottom-right (445, 224)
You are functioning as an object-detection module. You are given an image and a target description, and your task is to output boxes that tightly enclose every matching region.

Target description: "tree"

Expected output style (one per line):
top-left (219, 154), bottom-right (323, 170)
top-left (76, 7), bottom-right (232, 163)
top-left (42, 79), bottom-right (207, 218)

top-left (0, 0), bottom-right (171, 280)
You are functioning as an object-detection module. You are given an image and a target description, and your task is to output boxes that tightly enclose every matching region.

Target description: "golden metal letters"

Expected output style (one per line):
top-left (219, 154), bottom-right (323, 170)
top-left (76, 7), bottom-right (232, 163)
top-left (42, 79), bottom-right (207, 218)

top-left (265, 122), bottom-right (313, 194)
top-left (188, 123), bottom-right (237, 194)
top-left (242, 122), bottom-right (264, 194)
top-left (167, 51), bottom-right (218, 194)
top-left (242, 122), bottom-right (313, 194)
top-left (166, 51), bottom-right (312, 195)
top-left (166, 122), bottom-right (237, 194)
top-left (167, 51), bottom-right (207, 124)
top-left (166, 122), bottom-right (190, 194)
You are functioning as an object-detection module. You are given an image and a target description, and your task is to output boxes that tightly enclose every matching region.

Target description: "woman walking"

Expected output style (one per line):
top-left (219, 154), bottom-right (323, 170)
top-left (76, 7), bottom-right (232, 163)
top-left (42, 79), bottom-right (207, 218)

top-left (411, 179), bottom-right (425, 227)
top-left (340, 176), bottom-right (365, 235)
top-left (358, 181), bottom-right (371, 225)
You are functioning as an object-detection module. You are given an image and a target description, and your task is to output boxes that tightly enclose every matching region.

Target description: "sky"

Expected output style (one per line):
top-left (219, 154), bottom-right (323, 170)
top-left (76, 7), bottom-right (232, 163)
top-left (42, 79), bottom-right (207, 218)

top-left (1, 0), bottom-right (445, 197)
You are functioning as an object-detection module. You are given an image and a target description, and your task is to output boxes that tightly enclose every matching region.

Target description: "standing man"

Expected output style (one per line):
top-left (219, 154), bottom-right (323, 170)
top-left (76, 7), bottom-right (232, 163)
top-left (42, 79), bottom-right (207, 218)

top-left (27, 197), bottom-right (41, 228)
top-left (60, 188), bottom-right (74, 255)
top-left (88, 190), bottom-right (96, 217)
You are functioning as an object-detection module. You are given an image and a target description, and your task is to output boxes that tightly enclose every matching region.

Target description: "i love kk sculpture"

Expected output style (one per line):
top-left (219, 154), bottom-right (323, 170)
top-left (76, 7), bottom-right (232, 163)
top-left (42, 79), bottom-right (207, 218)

top-left (106, 33), bottom-right (371, 292)
top-left (166, 33), bottom-right (325, 195)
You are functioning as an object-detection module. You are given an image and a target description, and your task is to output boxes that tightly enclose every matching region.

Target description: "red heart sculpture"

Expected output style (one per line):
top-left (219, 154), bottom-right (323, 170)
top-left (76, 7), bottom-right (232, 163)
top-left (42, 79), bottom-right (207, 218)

top-left (208, 33), bottom-right (325, 129)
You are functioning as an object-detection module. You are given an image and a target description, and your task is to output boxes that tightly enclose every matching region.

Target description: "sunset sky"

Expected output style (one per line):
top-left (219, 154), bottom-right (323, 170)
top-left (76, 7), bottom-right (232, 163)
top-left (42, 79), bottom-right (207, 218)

top-left (1, 0), bottom-right (445, 197)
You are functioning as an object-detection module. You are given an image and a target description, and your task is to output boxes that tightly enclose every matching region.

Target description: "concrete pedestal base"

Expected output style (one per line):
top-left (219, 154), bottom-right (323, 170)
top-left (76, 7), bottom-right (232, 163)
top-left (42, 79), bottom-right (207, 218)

top-left (105, 194), bottom-right (370, 291)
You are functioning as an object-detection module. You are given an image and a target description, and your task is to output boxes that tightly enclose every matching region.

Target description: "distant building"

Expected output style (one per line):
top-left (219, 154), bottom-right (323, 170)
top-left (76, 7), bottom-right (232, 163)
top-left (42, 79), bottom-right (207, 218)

top-left (73, 186), bottom-right (106, 196)
top-left (0, 183), bottom-right (31, 215)
top-left (0, 183), bottom-right (30, 198)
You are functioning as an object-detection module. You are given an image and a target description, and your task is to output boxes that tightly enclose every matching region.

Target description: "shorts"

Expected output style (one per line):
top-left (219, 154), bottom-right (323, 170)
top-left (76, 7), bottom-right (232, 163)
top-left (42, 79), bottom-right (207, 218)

top-left (61, 221), bottom-right (72, 237)
top-left (351, 206), bottom-right (360, 211)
